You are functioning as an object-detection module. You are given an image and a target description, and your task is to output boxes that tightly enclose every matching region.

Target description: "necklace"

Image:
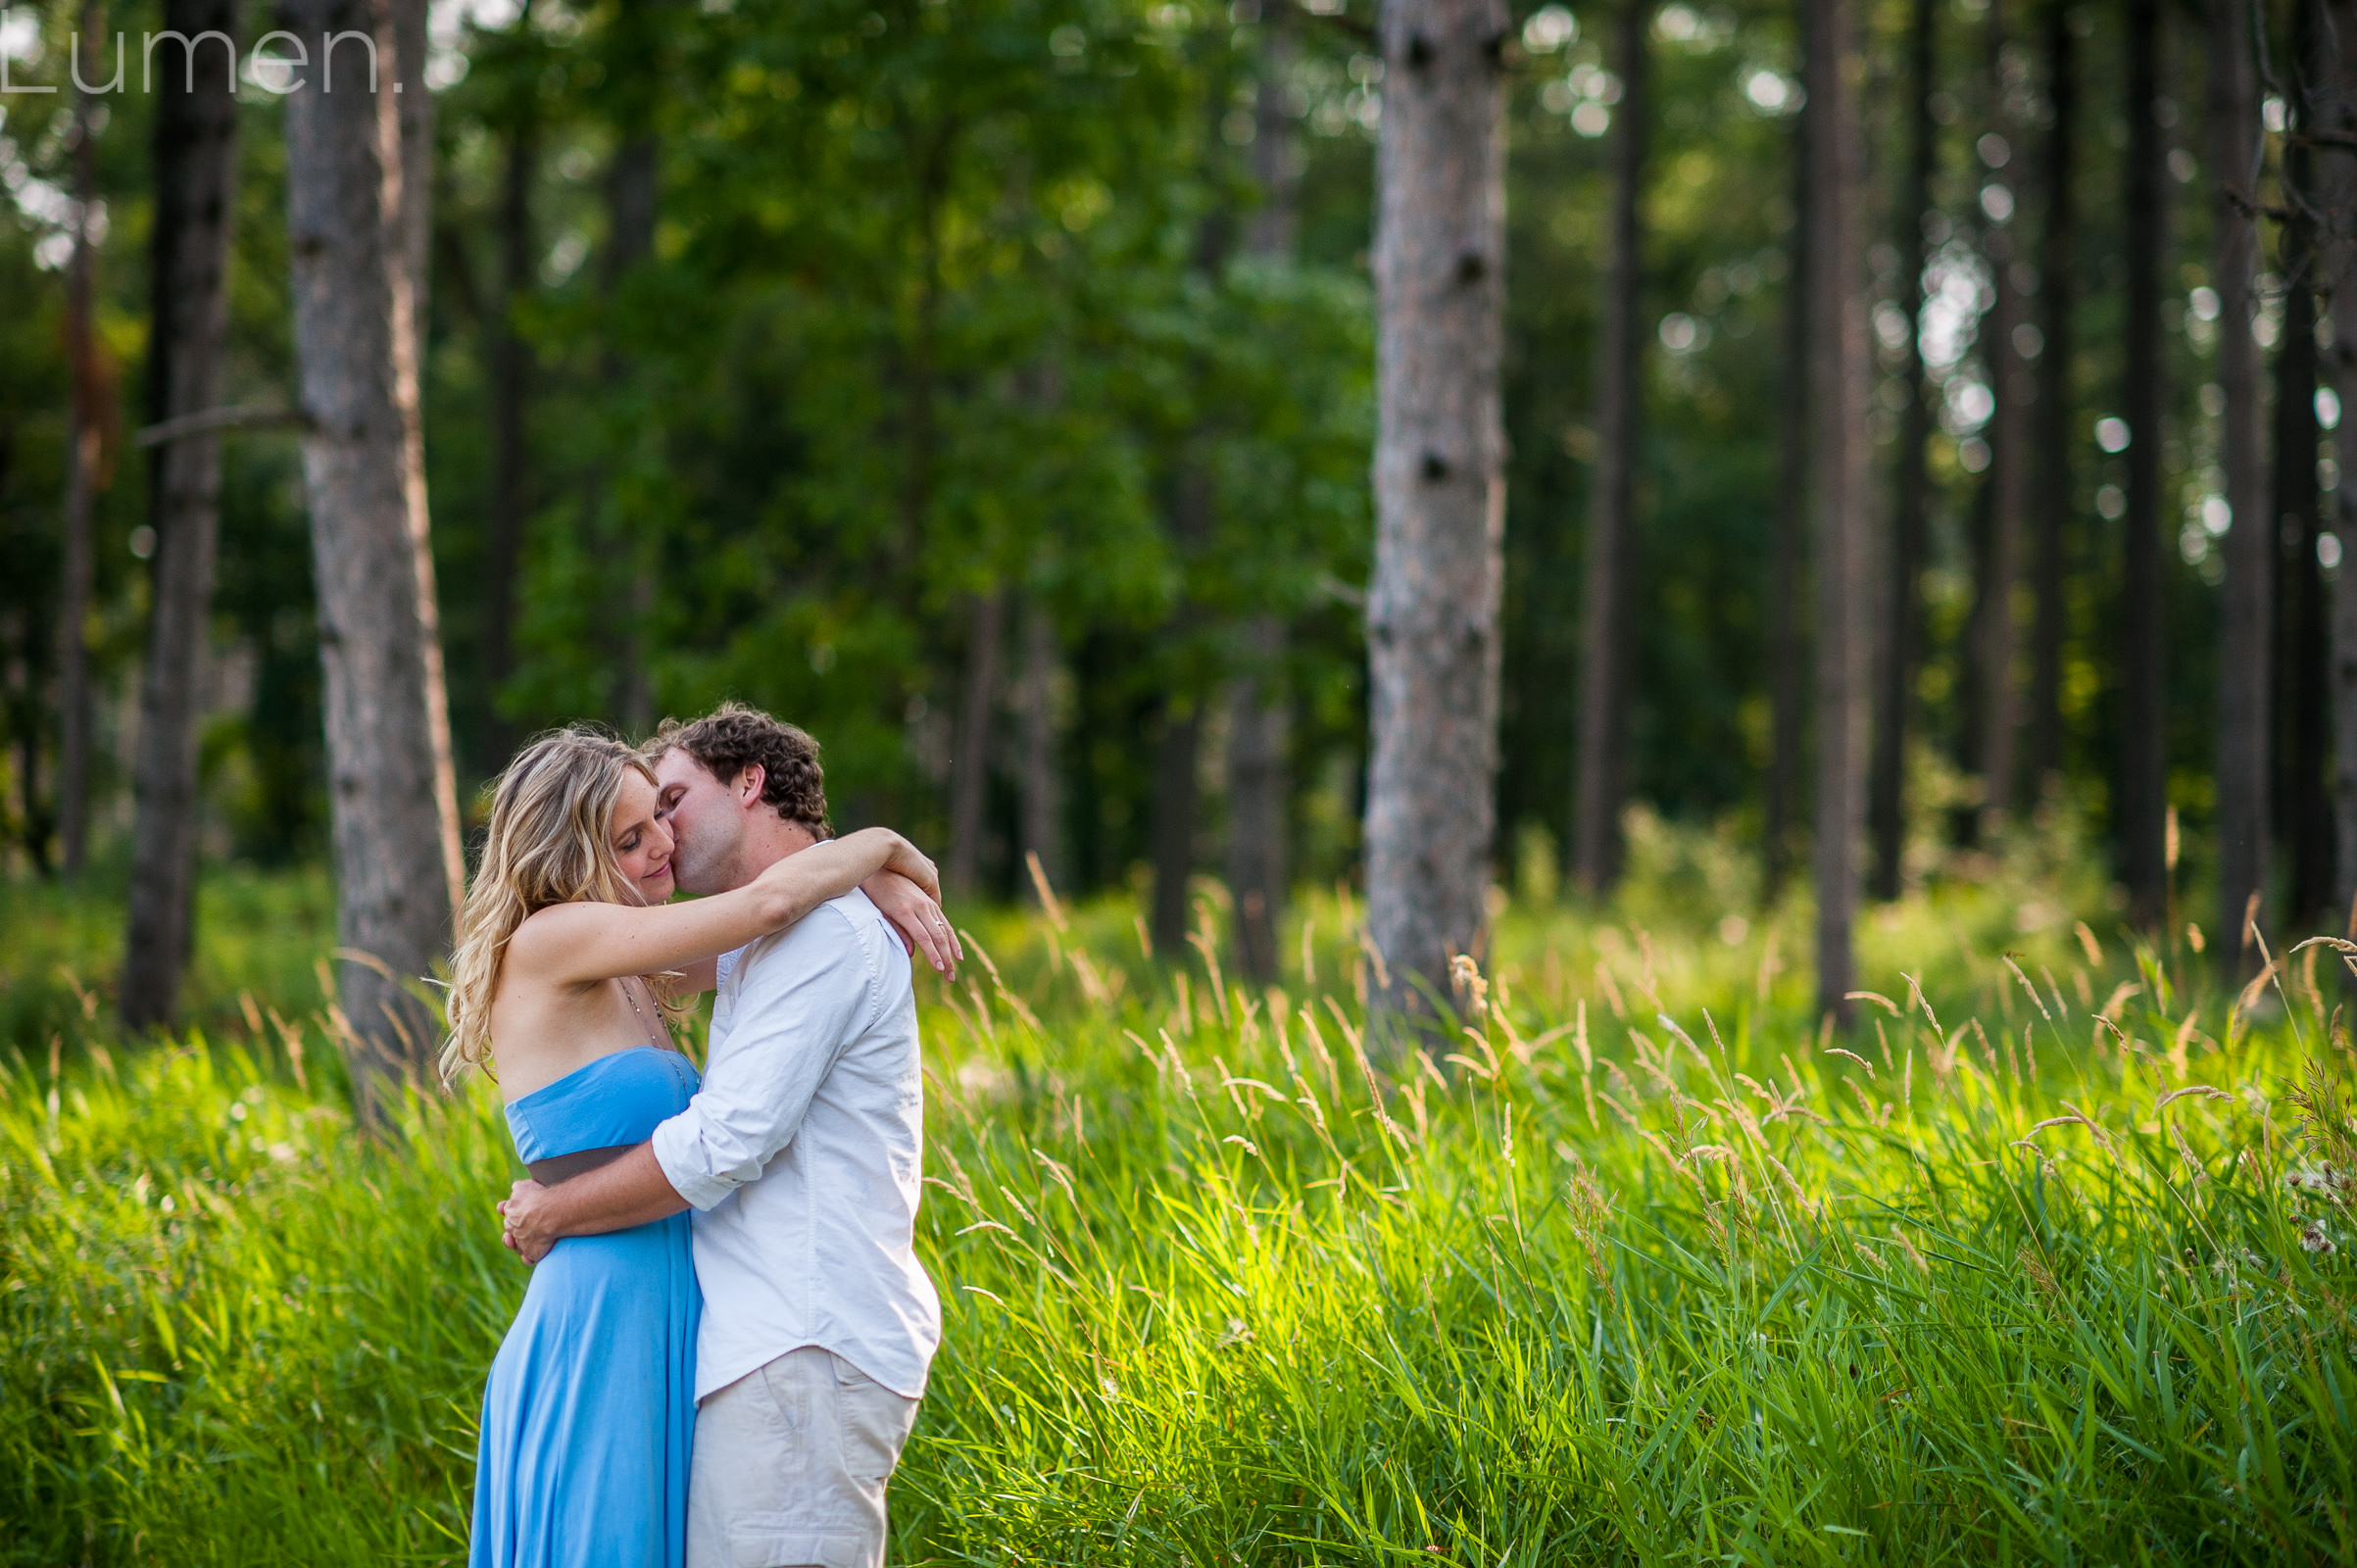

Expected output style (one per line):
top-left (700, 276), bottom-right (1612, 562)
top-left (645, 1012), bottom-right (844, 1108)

top-left (620, 977), bottom-right (667, 1051)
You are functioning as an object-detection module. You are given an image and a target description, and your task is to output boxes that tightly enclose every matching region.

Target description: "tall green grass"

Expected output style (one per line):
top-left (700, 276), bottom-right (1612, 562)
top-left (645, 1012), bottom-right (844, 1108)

top-left (3, 858), bottom-right (2352, 1564)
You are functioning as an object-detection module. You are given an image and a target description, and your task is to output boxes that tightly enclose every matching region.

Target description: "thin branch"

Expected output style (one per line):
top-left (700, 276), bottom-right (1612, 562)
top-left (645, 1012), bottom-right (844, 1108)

top-left (1267, 0), bottom-right (1375, 45)
top-left (134, 405), bottom-right (311, 449)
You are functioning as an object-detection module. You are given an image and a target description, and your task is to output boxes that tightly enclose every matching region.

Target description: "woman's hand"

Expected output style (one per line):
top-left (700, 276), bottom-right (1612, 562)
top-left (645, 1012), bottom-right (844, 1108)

top-left (864, 870), bottom-right (962, 978)
top-left (864, 829), bottom-right (941, 903)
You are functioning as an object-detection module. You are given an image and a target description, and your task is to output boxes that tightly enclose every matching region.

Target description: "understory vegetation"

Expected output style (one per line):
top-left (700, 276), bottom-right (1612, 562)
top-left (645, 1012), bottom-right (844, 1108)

top-left (4, 844), bottom-right (2354, 1564)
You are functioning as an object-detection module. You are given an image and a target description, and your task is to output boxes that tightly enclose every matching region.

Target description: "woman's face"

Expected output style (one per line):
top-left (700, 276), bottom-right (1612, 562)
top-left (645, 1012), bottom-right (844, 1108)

top-left (609, 769), bottom-right (676, 905)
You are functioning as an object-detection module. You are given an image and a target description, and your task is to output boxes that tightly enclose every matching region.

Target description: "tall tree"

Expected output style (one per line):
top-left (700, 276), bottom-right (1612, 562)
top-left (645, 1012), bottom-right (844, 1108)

top-left (1805, 0), bottom-right (1870, 1024)
top-left (602, 0), bottom-right (663, 736)
top-left (2027, 0), bottom-right (2077, 795)
top-left (1152, 81), bottom-right (1236, 957)
top-left (1150, 468), bottom-right (1210, 954)
top-left (2205, 0), bottom-right (2269, 958)
top-left (121, 1), bottom-right (242, 1031)
top-left (481, 6), bottom-right (539, 766)
top-left (1763, 11), bottom-right (1812, 905)
top-left (1871, 0), bottom-right (1936, 901)
top-left (280, 0), bottom-right (463, 1112)
top-left (947, 588), bottom-right (1006, 899)
top-left (54, 0), bottom-right (108, 878)
top-left (1226, 17), bottom-right (1301, 982)
top-left (1364, 0), bottom-right (1508, 1031)
top-left (1965, 7), bottom-right (2029, 837)
top-left (2276, 0), bottom-right (2332, 930)
top-left (2320, 0), bottom-right (2357, 939)
top-left (1017, 596), bottom-right (1065, 901)
top-left (1569, 0), bottom-right (1649, 898)
top-left (2118, 0), bottom-right (2169, 928)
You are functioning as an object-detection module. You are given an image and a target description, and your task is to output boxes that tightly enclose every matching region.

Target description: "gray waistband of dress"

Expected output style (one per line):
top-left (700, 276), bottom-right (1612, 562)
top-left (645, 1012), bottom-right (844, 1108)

top-left (524, 1143), bottom-right (636, 1186)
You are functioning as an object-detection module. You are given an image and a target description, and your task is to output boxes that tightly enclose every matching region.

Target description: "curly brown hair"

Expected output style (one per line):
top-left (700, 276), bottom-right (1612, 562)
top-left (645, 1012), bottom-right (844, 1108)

top-left (646, 703), bottom-right (833, 839)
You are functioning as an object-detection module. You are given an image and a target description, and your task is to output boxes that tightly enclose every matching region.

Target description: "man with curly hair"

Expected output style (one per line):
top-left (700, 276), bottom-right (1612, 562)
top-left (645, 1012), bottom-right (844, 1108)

top-left (497, 702), bottom-right (956, 1568)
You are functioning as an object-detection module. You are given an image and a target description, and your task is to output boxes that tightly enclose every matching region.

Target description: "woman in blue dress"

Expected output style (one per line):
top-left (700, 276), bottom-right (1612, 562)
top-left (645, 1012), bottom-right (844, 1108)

top-left (438, 727), bottom-right (958, 1568)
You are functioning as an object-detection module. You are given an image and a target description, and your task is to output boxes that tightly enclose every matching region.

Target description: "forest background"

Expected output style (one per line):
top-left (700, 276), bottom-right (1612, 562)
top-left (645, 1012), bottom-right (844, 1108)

top-left (2, 0), bottom-right (2339, 1005)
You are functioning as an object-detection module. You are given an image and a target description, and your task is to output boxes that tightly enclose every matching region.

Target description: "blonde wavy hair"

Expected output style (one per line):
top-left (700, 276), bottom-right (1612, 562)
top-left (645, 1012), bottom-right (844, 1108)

top-left (440, 726), bottom-right (682, 1086)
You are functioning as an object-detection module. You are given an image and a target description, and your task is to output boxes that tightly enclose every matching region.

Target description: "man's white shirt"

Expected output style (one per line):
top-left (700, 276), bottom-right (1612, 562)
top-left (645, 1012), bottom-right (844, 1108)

top-left (650, 889), bottom-right (941, 1402)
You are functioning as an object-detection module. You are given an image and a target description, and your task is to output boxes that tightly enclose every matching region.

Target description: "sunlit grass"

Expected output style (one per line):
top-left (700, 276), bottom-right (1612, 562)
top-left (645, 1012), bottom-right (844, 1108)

top-left (3, 846), bottom-right (2352, 1564)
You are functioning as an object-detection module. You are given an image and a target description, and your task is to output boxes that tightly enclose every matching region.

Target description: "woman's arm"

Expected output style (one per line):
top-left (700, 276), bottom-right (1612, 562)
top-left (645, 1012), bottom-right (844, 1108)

top-left (508, 828), bottom-right (937, 986)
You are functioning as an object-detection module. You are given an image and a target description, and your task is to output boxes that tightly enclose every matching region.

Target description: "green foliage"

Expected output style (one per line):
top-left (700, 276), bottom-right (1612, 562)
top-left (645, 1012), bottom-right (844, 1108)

top-left (4, 862), bottom-right (2352, 1562)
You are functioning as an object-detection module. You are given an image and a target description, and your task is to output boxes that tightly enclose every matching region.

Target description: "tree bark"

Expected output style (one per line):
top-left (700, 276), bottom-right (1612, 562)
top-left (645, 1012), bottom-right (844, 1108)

top-left (1017, 596), bottom-right (1064, 902)
top-left (2205, 0), bottom-right (2270, 960)
top-left (2119, 0), bottom-right (2170, 928)
top-left (1764, 29), bottom-right (1812, 905)
top-left (1569, 0), bottom-right (1648, 898)
top-left (1152, 467), bottom-right (1212, 955)
top-left (55, 0), bottom-right (107, 879)
top-left (1970, 12), bottom-right (2029, 835)
top-left (1870, 0), bottom-right (1936, 901)
top-left (2276, 0), bottom-right (2330, 931)
top-left (483, 72), bottom-right (537, 766)
top-left (1805, 0), bottom-right (1871, 1026)
top-left (281, 0), bottom-right (462, 1113)
top-left (390, 0), bottom-right (461, 912)
top-left (947, 588), bottom-right (1007, 900)
top-left (1150, 689), bottom-right (1202, 955)
top-left (2319, 0), bottom-right (2357, 940)
top-left (605, 128), bottom-right (660, 738)
top-left (2028, 0), bottom-right (2077, 797)
top-left (121, 0), bottom-right (242, 1032)
top-left (1364, 0), bottom-right (1508, 1033)
top-left (1227, 616), bottom-right (1288, 981)
top-left (1224, 16), bottom-right (1299, 980)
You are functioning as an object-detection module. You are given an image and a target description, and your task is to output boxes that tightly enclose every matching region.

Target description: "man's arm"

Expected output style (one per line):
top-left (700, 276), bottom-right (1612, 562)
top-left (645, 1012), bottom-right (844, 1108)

top-left (648, 906), bottom-right (878, 1209)
top-left (499, 1146), bottom-right (685, 1264)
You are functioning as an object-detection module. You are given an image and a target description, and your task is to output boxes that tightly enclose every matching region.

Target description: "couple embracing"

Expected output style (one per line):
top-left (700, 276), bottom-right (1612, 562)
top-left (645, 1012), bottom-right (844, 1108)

top-left (442, 704), bottom-right (962, 1568)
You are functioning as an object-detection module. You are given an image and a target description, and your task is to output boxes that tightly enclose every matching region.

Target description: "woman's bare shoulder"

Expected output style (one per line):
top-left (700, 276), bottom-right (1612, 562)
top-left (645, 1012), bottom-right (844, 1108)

top-left (502, 901), bottom-right (612, 976)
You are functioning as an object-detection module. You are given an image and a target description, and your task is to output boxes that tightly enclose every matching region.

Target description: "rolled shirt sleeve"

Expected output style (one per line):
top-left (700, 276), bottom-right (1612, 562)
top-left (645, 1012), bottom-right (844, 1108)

top-left (652, 906), bottom-right (880, 1211)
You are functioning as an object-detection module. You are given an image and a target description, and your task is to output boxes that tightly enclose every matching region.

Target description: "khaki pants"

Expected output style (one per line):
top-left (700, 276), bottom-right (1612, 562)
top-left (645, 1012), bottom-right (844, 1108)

top-left (687, 1348), bottom-right (920, 1568)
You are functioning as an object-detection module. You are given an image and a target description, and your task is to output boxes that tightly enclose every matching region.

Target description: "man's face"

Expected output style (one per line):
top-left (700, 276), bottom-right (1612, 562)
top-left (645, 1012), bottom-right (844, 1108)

top-left (653, 750), bottom-right (750, 897)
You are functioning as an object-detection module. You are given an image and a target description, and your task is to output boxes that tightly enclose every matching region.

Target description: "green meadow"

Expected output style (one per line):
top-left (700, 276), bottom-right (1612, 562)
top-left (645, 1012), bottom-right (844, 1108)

top-left (4, 836), bottom-right (2354, 1565)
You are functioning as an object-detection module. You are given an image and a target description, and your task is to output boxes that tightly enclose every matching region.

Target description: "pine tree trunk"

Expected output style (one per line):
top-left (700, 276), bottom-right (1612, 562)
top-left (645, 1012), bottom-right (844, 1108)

top-left (1152, 465), bottom-right (1212, 955)
top-left (1364, 0), bottom-right (1508, 1033)
top-left (391, 0), bottom-right (461, 913)
top-left (2028, 0), bottom-right (2077, 797)
top-left (2119, 0), bottom-right (2170, 928)
top-left (1224, 19), bottom-right (1299, 981)
top-left (2319, 0), bottom-right (2357, 941)
top-left (605, 130), bottom-right (660, 737)
top-left (1150, 691), bottom-right (1202, 955)
top-left (2275, 1), bottom-right (2329, 931)
top-left (947, 588), bottom-right (1006, 900)
top-left (1569, 0), bottom-right (1647, 898)
top-left (482, 87), bottom-right (537, 766)
top-left (54, 0), bottom-right (107, 879)
top-left (1870, 0), bottom-right (1936, 902)
top-left (122, 0), bottom-right (242, 1032)
top-left (1226, 615), bottom-right (1288, 982)
top-left (1153, 192), bottom-right (1228, 955)
top-left (281, 0), bottom-right (461, 1114)
top-left (1806, 0), bottom-right (1870, 1026)
top-left (2205, 0), bottom-right (2270, 959)
top-left (1764, 34), bottom-right (1812, 905)
top-left (1970, 0), bottom-right (2029, 835)
top-left (1017, 596), bottom-right (1064, 902)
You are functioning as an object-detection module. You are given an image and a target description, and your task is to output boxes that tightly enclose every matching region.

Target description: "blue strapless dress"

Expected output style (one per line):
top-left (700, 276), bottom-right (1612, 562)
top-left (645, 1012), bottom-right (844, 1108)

top-left (470, 1047), bottom-right (703, 1568)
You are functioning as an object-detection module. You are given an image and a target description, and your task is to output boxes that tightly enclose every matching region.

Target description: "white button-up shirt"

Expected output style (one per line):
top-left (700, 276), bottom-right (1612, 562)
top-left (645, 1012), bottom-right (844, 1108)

top-left (650, 889), bottom-right (941, 1402)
